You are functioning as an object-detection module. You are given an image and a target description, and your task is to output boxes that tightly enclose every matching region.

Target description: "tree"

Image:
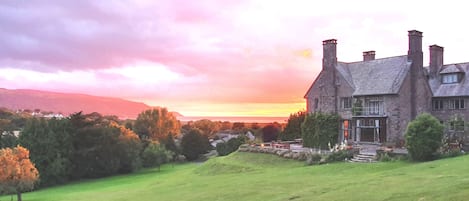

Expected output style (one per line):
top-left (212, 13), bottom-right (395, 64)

top-left (301, 112), bottom-right (340, 149)
top-left (0, 146), bottom-right (39, 201)
top-left (160, 133), bottom-right (179, 162)
top-left (0, 131), bottom-right (18, 149)
top-left (70, 126), bottom-right (122, 178)
top-left (69, 112), bottom-right (142, 179)
top-left (111, 122), bottom-right (142, 173)
top-left (216, 136), bottom-right (245, 156)
top-left (0, 108), bottom-right (30, 149)
top-left (232, 122), bottom-right (246, 133)
top-left (405, 113), bottom-right (444, 161)
top-left (181, 128), bottom-right (210, 161)
top-left (141, 142), bottom-right (169, 171)
top-left (219, 121), bottom-right (232, 131)
top-left (250, 122), bottom-right (260, 130)
top-left (281, 111), bottom-right (306, 141)
top-left (192, 119), bottom-right (220, 138)
top-left (134, 108), bottom-right (180, 141)
top-left (19, 118), bottom-right (73, 186)
top-left (262, 124), bottom-right (280, 142)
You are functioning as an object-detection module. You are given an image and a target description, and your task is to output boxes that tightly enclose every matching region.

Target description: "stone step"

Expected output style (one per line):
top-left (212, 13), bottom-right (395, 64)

top-left (350, 158), bottom-right (377, 163)
top-left (349, 154), bottom-right (377, 163)
top-left (355, 155), bottom-right (375, 159)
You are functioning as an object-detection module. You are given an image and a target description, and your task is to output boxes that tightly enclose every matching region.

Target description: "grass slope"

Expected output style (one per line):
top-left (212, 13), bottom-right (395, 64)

top-left (3, 152), bottom-right (469, 201)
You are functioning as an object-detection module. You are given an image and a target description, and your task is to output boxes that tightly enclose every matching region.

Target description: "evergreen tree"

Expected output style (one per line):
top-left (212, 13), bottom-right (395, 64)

top-left (281, 111), bottom-right (306, 141)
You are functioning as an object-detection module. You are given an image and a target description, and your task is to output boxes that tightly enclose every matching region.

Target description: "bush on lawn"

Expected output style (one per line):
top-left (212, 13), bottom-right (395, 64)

top-left (405, 113), bottom-right (444, 161)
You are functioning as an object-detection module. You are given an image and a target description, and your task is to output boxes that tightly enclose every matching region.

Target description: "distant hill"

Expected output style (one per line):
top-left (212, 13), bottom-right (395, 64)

top-left (0, 88), bottom-right (180, 119)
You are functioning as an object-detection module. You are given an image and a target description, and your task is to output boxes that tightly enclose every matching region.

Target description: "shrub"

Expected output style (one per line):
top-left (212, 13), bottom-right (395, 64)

top-left (325, 150), bottom-right (353, 162)
top-left (141, 142), bottom-right (169, 170)
top-left (439, 149), bottom-right (464, 159)
top-left (181, 128), bottom-right (210, 161)
top-left (216, 137), bottom-right (245, 156)
top-left (216, 143), bottom-right (228, 156)
top-left (405, 113), bottom-right (444, 161)
top-left (262, 124), bottom-right (280, 142)
top-left (305, 153), bottom-right (322, 165)
top-left (378, 152), bottom-right (392, 162)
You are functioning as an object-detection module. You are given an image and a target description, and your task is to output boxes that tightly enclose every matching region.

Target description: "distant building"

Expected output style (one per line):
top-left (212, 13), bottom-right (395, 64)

top-left (2, 130), bottom-right (20, 137)
top-left (305, 30), bottom-right (468, 144)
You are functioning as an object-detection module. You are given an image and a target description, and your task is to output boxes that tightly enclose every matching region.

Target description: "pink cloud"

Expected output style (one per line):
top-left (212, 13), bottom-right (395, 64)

top-left (3, 0), bottom-right (469, 116)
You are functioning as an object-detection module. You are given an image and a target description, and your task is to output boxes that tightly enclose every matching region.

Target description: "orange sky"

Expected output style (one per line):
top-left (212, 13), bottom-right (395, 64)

top-left (1, 0), bottom-right (468, 117)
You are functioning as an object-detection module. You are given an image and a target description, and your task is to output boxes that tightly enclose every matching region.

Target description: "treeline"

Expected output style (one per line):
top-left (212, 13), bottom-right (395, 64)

top-left (17, 112), bottom-right (161, 186)
top-left (0, 108), bottom-right (214, 188)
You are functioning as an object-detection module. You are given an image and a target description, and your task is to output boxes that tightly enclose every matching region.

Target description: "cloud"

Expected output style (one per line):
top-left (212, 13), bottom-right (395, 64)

top-left (2, 0), bottom-right (469, 116)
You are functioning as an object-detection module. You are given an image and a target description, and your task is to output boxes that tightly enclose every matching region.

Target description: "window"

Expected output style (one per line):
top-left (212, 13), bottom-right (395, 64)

top-left (314, 98), bottom-right (319, 109)
top-left (449, 120), bottom-right (465, 131)
top-left (442, 74), bottom-right (458, 84)
top-left (448, 99), bottom-right (465, 110)
top-left (367, 101), bottom-right (380, 115)
top-left (432, 99), bottom-right (444, 110)
top-left (341, 97), bottom-right (352, 109)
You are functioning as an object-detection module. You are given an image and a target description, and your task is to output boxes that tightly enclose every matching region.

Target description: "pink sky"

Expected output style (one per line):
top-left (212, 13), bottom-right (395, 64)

top-left (1, 0), bottom-right (468, 116)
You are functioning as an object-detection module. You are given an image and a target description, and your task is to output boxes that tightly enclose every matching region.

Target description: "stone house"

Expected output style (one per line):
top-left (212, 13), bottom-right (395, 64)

top-left (304, 30), bottom-right (468, 145)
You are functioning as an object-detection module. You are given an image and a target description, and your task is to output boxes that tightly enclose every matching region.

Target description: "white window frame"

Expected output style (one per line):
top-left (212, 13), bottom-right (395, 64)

top-left (442, 74), bottom-right (458, 84)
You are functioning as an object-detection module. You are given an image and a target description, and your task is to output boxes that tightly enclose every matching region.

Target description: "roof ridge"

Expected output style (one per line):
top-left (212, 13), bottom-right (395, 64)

top-left (339, 55), bottom-right (407, 64)
top-left (442, 61), bottom-right (469, 66)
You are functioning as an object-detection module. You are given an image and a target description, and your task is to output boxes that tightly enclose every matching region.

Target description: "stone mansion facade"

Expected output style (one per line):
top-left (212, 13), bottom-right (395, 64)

top-left (305, 30), bottom-right (469, 144)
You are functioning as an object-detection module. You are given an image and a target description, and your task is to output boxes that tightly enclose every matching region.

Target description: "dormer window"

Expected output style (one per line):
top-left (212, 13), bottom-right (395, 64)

top-left (442, 73), bottom-right (459, 84)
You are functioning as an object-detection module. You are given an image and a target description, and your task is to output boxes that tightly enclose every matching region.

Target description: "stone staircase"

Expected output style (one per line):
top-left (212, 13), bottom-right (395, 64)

top-left (350, 153), bottom-right (377, 163)
top-left (349, 143), bottom-right (379, 163)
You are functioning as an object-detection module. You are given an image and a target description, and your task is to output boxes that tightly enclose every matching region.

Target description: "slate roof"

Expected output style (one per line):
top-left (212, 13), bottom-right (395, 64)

top-left (440, 64), bottom-right (465, 74)
top-left (336, 55), bottom-right (411, 96)
top-left (427, 62), bottom-right (469, 97)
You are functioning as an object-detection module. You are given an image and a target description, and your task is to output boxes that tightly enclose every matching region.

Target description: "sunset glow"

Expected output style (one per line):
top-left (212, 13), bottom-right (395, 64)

top-left (1, 0), bottom-right (468, 117)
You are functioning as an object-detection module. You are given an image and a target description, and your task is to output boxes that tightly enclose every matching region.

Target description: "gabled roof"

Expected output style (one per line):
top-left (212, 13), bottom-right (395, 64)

top-left (337, 55), bottom-right (411, 96)
top-left (428, 62), bottom-right (469, 97)
top-left (440, 64), bottom-right (465, 74)
top-left (304, 71), bottom-right (323, 98)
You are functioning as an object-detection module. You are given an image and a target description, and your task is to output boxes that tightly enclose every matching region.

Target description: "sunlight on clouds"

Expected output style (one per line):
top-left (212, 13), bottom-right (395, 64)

top-left (103, 61), bottom-right (182, 84)
top-left (0, 68), bottom-right (96, 85)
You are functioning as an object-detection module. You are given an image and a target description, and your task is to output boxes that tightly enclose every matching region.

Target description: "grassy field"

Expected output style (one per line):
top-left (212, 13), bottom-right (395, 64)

top-left (2, 152), bottom-right (469, 201)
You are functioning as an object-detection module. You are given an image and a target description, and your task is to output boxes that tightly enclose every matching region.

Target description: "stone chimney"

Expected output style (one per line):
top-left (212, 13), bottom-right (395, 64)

top-left (322, 39), bottom-right (337, 71)
top-left (408, 30), bottom-right (423, 56)
top-left (429, 45), bottom-right (444, 77)
top-left (407, 30), bottom-right (423, 120)
top-left (363, 51), bottom-right (376, 61)
top-left (322, 39), bottom-right (338, 113)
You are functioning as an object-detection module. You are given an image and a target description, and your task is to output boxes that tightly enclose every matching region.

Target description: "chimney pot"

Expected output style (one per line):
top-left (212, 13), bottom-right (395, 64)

top-left (363, 51), bottom-right (376, 61)
top-left (322, 39), bottom-right (337, 45)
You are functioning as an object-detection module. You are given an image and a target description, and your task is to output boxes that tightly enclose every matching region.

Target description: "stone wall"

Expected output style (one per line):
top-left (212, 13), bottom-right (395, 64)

top-left (385, 73), bottom-right (412, 143)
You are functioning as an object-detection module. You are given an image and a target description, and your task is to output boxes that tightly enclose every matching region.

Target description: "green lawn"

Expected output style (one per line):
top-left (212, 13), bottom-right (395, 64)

top-left (3, 152), bottom-right (469, 201)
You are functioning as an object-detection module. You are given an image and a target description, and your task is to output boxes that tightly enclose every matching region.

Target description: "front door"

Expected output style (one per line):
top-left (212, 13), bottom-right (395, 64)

top-left (354, 118), bottom-right (387, 143)
top-left (361, 128), bottom-right (375, 142)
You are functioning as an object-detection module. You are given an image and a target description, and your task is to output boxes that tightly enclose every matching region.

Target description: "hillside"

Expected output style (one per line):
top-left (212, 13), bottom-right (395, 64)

top-left (0, 88), bottom-right (156, 119)
top-left (4, 152), bottom-right (469, 201)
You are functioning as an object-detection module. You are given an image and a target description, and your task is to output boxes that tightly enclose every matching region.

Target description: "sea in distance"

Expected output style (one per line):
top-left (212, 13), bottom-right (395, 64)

top-left (177, 116), bottom-right (288, 123)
